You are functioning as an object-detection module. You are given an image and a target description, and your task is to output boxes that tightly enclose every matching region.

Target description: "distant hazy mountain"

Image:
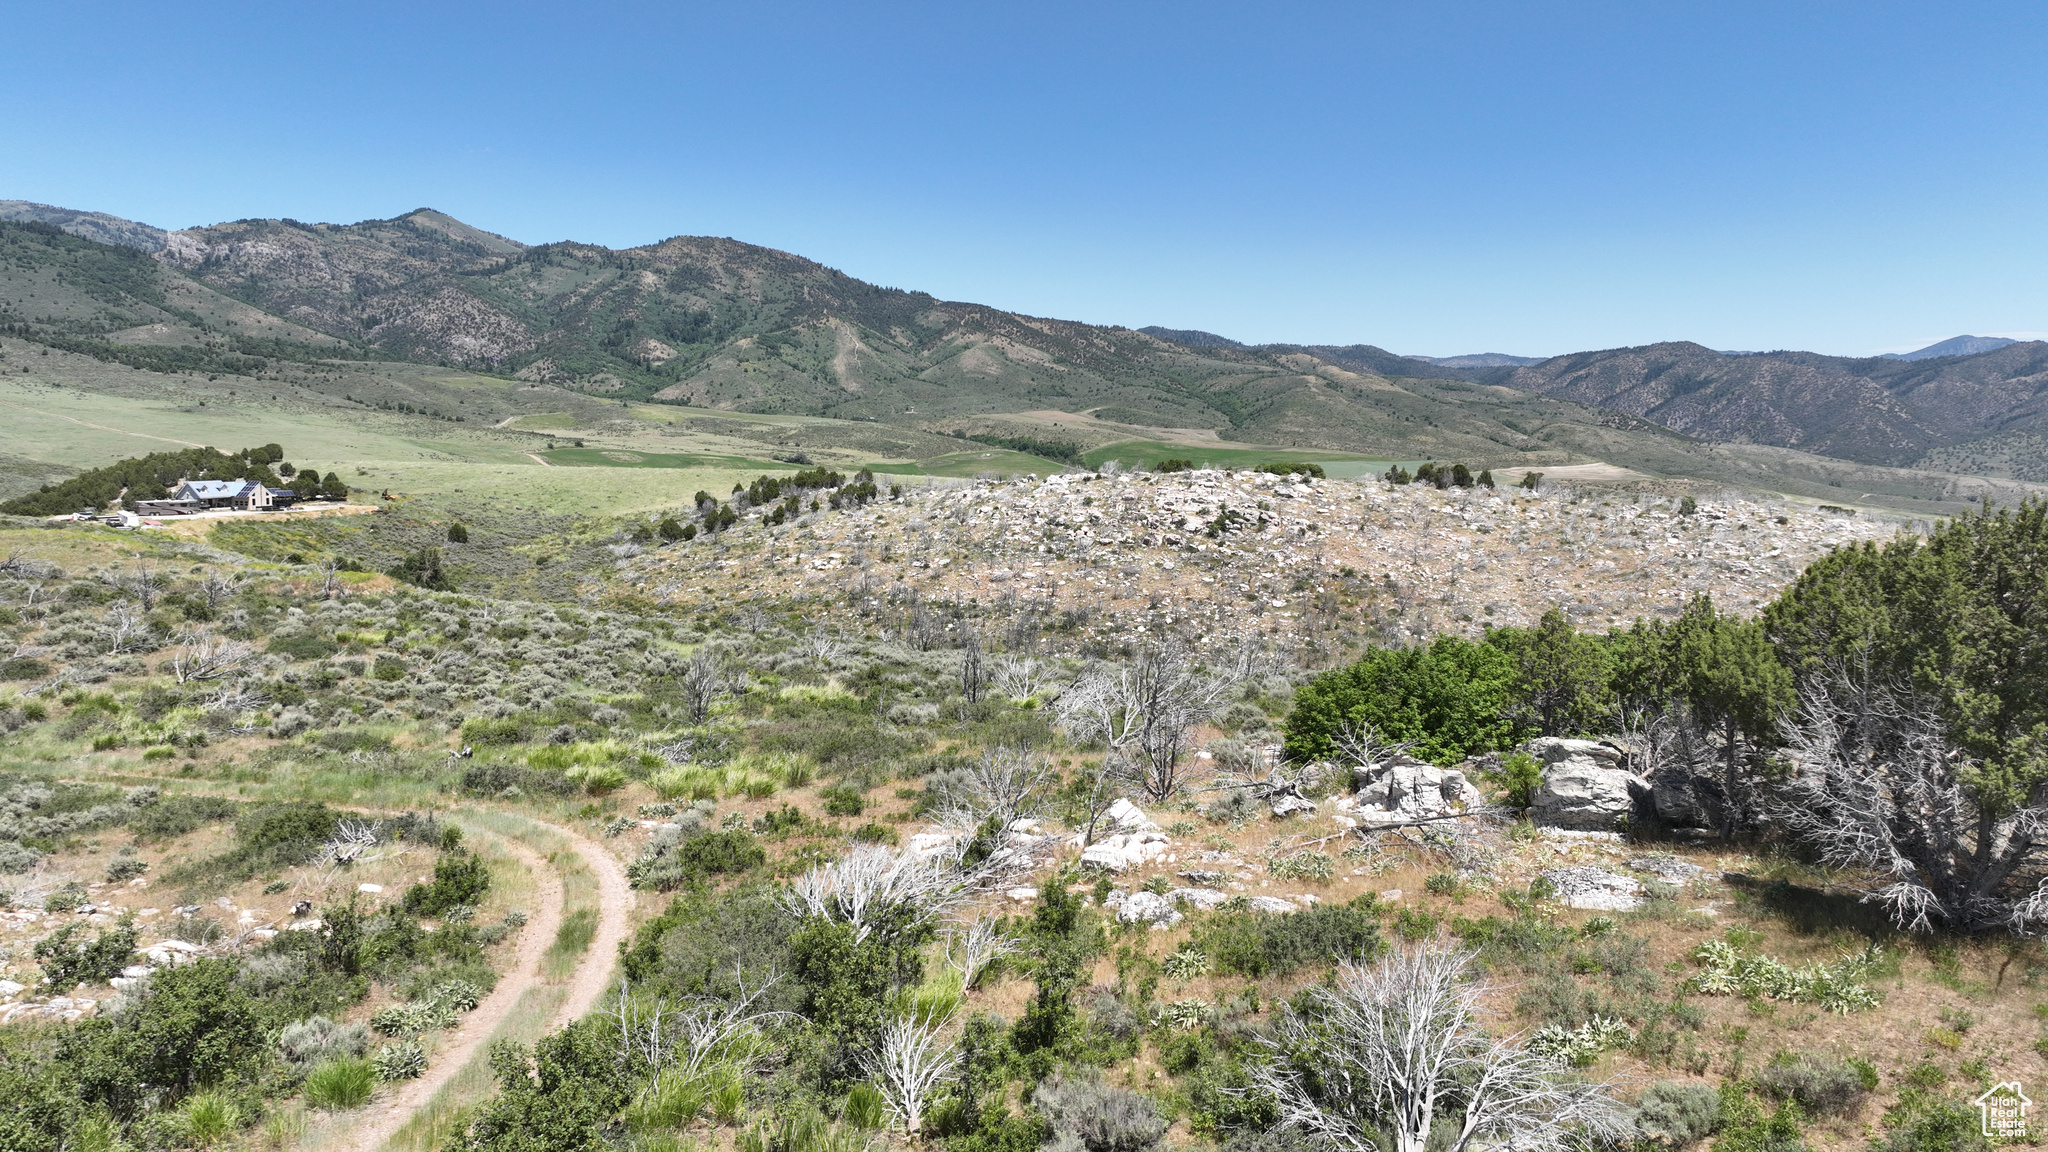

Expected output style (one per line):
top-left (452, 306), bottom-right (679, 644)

top-left (0, 200), bottom-right (169, 252)
top-left (1880, 335), bottom-right (2019, 361)
top-left (1409, 352), bottom-right (1545, 368)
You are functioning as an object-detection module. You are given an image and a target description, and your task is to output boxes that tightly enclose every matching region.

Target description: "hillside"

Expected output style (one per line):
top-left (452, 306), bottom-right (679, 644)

top-left (9, 203), bottom-right (2048, 514)
top-left (1497, 339), bottom-right (2048, 467)
top-left (0, 219), bottom-right (350, 376)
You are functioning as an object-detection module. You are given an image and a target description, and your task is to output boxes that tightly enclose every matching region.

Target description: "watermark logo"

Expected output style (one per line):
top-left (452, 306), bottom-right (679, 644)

top-left (1976, 1082), bottom-right (2031, 1140)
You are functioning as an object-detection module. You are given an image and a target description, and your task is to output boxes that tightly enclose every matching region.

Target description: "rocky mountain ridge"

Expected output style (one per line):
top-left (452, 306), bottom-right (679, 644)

top-left (11, 199), bottom-right (2048, 500)
top-left (1496, 339), bottom-right (2048, 468)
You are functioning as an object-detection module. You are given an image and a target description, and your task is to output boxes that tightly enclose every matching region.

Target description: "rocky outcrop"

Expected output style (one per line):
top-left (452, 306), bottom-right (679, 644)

top-left (1076, 799), bottom-right (1172, 872)
top-left (1109, 890), bottom-right (1182, 929)
top-left (1652, 773), bottom-right (1710, 827)
top-left (1628, 856), bottom-right (1707, 884)
top-left (1541, 866), bottom-right (1644, 911)
top-left (1080, 832), bottom-right (1170, 872)
top-left (1342, 756), bottom-right (1484, 825)
top-left (1524, 738), bottom-right (1646, 830)
top-left (1167, 887), bottom-right (1230, 911)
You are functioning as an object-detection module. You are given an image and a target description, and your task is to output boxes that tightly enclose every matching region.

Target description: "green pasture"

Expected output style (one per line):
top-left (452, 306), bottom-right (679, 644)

top-left (1080, 438), bottom-right (1401, 475)
top-left (863, 448), bottom-right (1070, 478)
top-left (541, 446), bottom-right (794, 472)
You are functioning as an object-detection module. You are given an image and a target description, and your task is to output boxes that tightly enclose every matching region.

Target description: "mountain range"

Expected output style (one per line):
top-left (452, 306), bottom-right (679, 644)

top-left (5, 197), bottom-right (2048, 502)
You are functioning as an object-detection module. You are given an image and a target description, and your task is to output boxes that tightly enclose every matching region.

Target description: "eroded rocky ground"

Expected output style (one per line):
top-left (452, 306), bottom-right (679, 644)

top-left (614, 469), bottom-right (1899, 655)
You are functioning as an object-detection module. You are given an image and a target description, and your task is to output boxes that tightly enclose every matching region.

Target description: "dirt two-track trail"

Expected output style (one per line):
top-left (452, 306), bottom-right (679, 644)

top-left (342, 817), bottom-right (633, 1152)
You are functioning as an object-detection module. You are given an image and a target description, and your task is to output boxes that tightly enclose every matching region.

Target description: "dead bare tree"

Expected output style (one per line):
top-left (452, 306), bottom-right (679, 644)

top-left (1249, 941), bottom-right (1626, 1152)
top-left (610, 968), bottom-right (790, 1085)
top-left (202, 681), bottom-right (269, 715)
top-left (990, 655), bottom-right (1059, 703)
top-left (202, 570), bottom-right (242, 613)
top-left (321, 820), bottom-right (383, 866)
top-left (171, 632), bottom-right (257, 683)
top-left (1331, 720), bottom-right (1417, 771)
top-left (1057, 639), bottom-right (1233, 804)
top-left (936, 747), bottom-right (1056, 831)
top-left (800, 625), bottom-right (848, 667)
top-left (126, 563), bottom-right (163, 611)
top-left (959, 627), bottom-right (985, 705)
top-left (1209, 750), bottom-right (1327, 815)
top-left (678, 646), bottom-right (735, 724)
top-left (945, 918), bottom-right (1020, 990)
top-left (861, 1015), bottom-right (961, 1137)
top-left (780, 842), bottom-right (973, 945)
top-left (102, 603), bottom-right (153, 654)
top-left (318, 559), bottom-right (345, 601)
top-left (1219, 628), bottom-right (1284, 682)
top-left (1768, 665), bottom-right (2048, 934)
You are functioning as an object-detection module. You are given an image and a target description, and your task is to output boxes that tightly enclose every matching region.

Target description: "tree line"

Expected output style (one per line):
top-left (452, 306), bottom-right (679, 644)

top-left (0, 444), bottom-right (344, 516)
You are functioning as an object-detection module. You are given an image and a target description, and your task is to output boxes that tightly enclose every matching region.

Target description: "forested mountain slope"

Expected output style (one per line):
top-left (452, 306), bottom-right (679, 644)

top-left (1497, 339), bottom-right (2048, 467)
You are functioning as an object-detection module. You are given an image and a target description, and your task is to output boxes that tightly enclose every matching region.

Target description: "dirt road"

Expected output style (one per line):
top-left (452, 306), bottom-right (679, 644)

top-left (343, 817), bottom-right (632, 1152)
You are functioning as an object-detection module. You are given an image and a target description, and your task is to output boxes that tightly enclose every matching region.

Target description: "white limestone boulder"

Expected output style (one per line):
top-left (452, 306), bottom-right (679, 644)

top-left (1345, 755), bottom-right (1483, 825)
top-left (1524, 738), bottom-right (1645, 830)
top-left (1115, 890), bottom-right (1183, 929)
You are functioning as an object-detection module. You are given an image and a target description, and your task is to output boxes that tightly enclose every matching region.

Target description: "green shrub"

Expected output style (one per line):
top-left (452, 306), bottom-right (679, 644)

top-left (566, 762), bottom-right (628, 794)
top-left (371, 655), bottom-right (407, 682)
top-left (628, 829), bottom-right (766, 891)
top-left (460, 716), bottom-right (534, 746)
top-left (1033, 1073), bottom-right (1166, 1152)
top-left (843, 1082), bottom-right (886, 1129)
top-left (1754, 1052), bottom-right (1872, 1117)
top-left (44, 886), bottom-right (86, 913)
top-left (1683, 940), bottom-right (1881, 1013)
top-left (114, 958), bottom-right (268, 1095)
top-left (266, 633), bottom-right (338, 660)
top-left (304, 1056), bottom-right (378, 1109)
top-left (1489, 751), bottom-right (1542, 808)
top-left (1269, 851), bottom-right (1334, 882)
top-left (402, 853), bottom-right (492, 917)
top-left (1632, 1081), bottom-right (1722, 1147)
top-left (181, 1090), bottom-right (242, 1148)
top-left (279, 1015), bottom-right (370, 1068)
top-left (1873, 1094), bottom-right (1991, 1152)
top-left (458, 760), bottom-right (575, 797)
top-left (316, 729), bottom-right (392, 753)
top-left (820, 785), bottom-right (864, 817)
top-left (0, 657), bottom-right (49, 680)
top-left (34, 918), bottom-right (138, 989)
top-left (165, 800), bottom-right (337, 885)
top-left (1713, 1084), bottom-right (1807, 1152)
top-left (1283, 636), bottom-right (1522, 765)
top-left (851, 822), bottom-right (898, 845)
top-left (374, 1039), bottom-right (428, 1081)
top-left (677, 830), bottom-right (763, 877)
top-left (1194, 897), bottom-right (1382, 978)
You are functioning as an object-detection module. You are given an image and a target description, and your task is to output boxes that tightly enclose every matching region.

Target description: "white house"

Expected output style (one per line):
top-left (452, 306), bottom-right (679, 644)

top-left (173, 479), bottom-right (273, 511)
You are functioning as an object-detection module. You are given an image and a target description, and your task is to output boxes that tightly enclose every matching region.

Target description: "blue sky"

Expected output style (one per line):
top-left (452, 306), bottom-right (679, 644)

top-left (4, 1), bottom-right (2044, 357)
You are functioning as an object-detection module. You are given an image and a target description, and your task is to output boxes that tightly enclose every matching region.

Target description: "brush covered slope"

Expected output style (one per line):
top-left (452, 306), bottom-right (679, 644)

top-left (1495, 339), bottom-right (2048, 470)
top-left (1, 510), bottom-right (2044, 1152)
